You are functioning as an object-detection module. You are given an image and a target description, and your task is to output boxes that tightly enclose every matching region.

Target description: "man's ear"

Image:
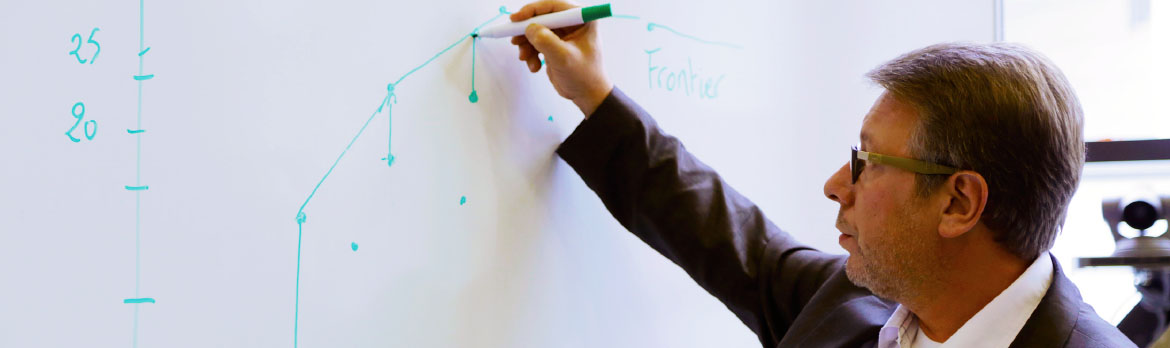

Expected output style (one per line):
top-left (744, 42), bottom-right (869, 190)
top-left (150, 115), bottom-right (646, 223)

top-left (938, 171), bottom-right (989, 239)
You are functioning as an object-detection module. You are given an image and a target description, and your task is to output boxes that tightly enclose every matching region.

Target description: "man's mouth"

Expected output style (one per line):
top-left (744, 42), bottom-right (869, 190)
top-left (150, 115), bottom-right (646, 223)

top-left (835, 212), bottom-right (854, 236)
top-left (835, 212), bottom-right (857, 248)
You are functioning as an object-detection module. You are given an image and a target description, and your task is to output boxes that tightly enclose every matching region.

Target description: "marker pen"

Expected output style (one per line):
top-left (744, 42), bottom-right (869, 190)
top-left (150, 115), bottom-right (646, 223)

top-left (474, 3), bottom-right (612, 38)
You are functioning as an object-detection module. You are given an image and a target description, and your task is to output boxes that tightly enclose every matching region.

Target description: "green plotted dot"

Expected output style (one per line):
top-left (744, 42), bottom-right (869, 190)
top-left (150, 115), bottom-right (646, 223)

top-left (548, 115), bottom-right (554, 122)
top-left (351, 242), bottom-right (358, 251)
top-left (460, 196), bottom-right (467, 205)
top-left (468, 90), bottom-right (479, 103)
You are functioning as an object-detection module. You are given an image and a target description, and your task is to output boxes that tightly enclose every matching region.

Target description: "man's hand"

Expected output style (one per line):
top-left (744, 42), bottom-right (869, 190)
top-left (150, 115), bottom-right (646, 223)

top-left (509, 0), bottom-right (613, 117)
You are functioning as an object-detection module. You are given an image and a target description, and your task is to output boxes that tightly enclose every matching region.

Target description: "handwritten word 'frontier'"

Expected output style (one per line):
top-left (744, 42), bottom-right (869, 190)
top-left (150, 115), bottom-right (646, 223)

top-left (645, 48), bottom-right (724, 100)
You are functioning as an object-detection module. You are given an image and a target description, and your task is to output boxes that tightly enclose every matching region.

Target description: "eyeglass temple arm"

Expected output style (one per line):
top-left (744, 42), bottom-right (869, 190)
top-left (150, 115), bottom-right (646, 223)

top-left (859, 151), bottom-right (959, 175)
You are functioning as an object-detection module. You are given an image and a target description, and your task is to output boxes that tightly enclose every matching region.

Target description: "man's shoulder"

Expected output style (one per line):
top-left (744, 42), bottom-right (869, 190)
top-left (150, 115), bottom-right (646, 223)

top-left (1011, 255), bottom-right (1136, 348)
top-left (1065, 301), bottom-right (1135, 347)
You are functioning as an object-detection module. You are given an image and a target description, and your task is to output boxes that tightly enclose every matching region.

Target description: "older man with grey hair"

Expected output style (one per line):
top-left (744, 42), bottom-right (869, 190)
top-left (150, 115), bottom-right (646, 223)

top-left (509, 0), bottom-right (1136, 346)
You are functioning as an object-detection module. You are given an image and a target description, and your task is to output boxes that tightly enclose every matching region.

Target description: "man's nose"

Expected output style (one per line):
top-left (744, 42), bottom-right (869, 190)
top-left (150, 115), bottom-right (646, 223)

top-left (824, 163), bottom-right (853, 205)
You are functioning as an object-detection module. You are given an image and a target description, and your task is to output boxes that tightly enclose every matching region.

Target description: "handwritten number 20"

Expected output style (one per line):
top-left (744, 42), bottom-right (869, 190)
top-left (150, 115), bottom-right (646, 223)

top-left (69, 28), bottom-right (101, 64)
top-left (66, 102), bottom-right (96, 142)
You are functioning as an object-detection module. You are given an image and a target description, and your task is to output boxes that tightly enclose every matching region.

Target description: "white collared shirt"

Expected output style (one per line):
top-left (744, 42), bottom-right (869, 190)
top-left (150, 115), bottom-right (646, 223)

top-left (877, 252), bottom-right (1054, 348)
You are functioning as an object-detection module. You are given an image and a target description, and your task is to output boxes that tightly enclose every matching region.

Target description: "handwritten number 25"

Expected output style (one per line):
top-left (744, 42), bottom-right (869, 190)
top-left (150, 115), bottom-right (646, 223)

top-left (69, 28), bottom-right (101, 64)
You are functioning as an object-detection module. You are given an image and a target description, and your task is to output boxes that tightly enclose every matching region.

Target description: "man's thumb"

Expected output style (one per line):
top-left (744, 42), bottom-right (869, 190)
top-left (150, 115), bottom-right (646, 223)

top-left (524, 23), bottom-right (567, 59)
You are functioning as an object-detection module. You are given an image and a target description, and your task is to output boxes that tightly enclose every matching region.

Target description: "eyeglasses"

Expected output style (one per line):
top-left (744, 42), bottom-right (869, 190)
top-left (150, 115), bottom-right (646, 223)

top-left (851, 146), bottom-right (960, 184)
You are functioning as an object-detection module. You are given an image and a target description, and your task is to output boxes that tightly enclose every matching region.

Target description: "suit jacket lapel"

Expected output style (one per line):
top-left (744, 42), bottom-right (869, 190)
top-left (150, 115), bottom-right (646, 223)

top-left (1009, 254), bottom-right (1078, 347)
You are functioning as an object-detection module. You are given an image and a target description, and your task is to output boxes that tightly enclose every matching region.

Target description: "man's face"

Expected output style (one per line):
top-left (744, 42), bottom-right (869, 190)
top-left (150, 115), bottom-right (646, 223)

top-left (823, 92), bottom-right (943, 299)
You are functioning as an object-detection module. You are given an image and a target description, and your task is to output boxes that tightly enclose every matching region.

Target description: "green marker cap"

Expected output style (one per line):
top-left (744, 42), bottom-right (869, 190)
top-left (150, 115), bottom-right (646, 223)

top-left (582, 3), bottom-right (612, 23)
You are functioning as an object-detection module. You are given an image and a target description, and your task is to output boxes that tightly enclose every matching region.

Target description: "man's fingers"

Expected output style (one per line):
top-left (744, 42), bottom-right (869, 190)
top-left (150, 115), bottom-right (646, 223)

top-left (510, 1), bottom-right (581, 73)
top-left (524, 23), bottom-right (568, 59)
top-left (512, 35), bottom-right (534, 62)
top-left (526, 55), bottom-right (542, 73)
top-left (552, 24), bottom-right (585, 39)
top-left (518, 42), bottom-right (537, 62)
top-left (510, 0), bottom-right (578, 22)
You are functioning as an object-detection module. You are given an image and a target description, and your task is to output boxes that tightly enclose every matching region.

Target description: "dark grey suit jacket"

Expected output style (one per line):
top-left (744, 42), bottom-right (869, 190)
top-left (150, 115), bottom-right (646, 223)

top-left (555, 88), bottom-right (1137, 347)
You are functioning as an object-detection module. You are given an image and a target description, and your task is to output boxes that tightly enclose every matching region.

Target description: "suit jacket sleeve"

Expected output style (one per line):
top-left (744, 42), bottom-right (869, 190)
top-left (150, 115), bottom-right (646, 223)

top-left (556, 87), bottom-right (846, 344)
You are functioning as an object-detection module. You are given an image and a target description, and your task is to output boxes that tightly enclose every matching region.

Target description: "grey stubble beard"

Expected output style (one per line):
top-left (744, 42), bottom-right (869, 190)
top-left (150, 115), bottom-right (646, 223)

top-left (842, 202), bottom-right (942, 305)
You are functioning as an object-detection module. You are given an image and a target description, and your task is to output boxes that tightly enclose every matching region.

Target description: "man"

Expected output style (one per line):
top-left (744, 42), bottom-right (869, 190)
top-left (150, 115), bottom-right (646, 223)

top-left (509, 1), bottom-right (1136, 347)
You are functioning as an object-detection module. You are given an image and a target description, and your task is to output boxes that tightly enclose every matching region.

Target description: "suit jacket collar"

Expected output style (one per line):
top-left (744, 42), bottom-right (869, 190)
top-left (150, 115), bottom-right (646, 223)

top-left (776, 254), bottom-right (1080, 347)
top-left (1009, 253), bottom-right (1079, 347)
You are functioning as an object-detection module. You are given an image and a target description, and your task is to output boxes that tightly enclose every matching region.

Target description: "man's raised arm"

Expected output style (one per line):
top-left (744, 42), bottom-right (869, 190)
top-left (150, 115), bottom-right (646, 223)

top-left (509, 1), bottom-right (851, 343)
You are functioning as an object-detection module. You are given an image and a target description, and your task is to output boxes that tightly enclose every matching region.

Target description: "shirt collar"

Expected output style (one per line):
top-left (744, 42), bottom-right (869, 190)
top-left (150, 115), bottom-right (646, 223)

top-left (878, 304), bottom-right (916, 348)
top-left (877, 252), bottom-right (1055, 348)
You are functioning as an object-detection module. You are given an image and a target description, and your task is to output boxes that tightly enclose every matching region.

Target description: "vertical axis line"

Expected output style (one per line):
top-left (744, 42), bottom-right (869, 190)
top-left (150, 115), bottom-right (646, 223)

top-left (132, 0), bottom-right (145, 347)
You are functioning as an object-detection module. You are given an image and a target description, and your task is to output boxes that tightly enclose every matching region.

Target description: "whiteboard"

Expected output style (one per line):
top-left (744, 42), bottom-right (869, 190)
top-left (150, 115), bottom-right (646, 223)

top-left (0, 0), bottom-right (993, 347)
